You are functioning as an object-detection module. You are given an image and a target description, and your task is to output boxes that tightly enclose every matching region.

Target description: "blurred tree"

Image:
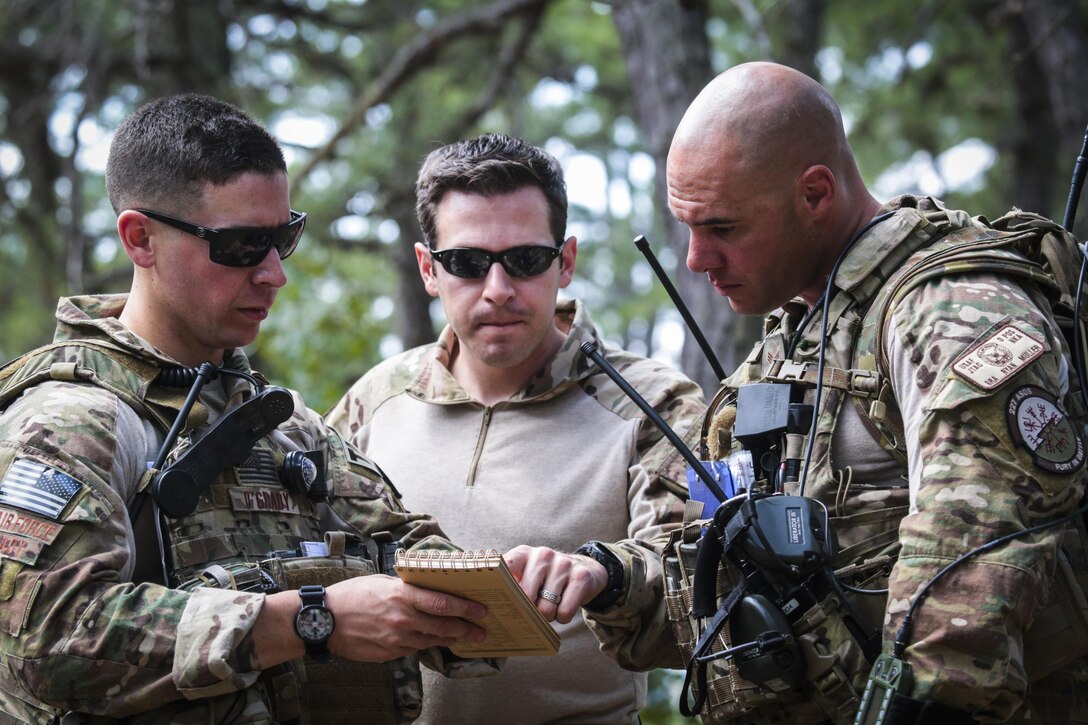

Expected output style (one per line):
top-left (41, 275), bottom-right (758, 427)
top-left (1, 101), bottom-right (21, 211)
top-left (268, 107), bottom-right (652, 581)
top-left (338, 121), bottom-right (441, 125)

top-left (3, 0), bottom-right (1087, 405)
top-left (1, 3), bottom-right (1088, 719)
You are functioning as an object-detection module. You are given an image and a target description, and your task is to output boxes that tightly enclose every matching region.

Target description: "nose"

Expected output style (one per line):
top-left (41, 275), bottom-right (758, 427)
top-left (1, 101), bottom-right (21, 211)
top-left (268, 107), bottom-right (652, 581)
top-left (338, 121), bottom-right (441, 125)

top-left (685, 228), bottom-right (716, 274)
top-left (253, 247), bottom-right (288, 289)
top-left (481, 261), bottom-right (515, 305)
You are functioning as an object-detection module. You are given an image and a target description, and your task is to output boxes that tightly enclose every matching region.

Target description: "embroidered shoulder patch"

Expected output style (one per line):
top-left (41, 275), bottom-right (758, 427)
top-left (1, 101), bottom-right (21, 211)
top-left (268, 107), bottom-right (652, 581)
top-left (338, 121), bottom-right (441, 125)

top-left (952, 324), bottom-right (1045, 390)
top-left (0, 506), bottom-right (63, 544)
top-left (0, 459), bottom-right (82, 521)
top-left (1006, 385), bottom-right (1085, 473)
top-left (0, 533), bottom-right (47, 566)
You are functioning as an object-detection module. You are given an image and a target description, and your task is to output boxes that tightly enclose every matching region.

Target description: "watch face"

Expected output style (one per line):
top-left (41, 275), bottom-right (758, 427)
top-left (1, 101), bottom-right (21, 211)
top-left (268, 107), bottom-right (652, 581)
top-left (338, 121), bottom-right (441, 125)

top-left (296, 606), bottom-right (334, 642)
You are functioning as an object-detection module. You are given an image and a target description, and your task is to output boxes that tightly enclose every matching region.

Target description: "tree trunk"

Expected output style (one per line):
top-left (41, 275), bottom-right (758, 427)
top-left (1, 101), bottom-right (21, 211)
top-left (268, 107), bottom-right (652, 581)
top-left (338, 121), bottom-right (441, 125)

top-left (779, 0), bottom-right (828, 78)
top-left (611, 0), bottom-right (763, 395)
top-left (1006, 12), bottom-right (1059, 220)
top-left (1004, 0), bottom-right (1088, 237)
top-left (390, 197), bottom-right (439, 351)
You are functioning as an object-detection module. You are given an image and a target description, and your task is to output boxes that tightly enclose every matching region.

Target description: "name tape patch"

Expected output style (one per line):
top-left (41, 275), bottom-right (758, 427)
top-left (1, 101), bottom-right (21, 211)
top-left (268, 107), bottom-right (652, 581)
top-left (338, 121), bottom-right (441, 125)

top-left (0, 532), bottom-right (45, 566)
top-left (952, 323), bottom-right (1045, 390)
top-left (229, 486), bottom-right (300, 514)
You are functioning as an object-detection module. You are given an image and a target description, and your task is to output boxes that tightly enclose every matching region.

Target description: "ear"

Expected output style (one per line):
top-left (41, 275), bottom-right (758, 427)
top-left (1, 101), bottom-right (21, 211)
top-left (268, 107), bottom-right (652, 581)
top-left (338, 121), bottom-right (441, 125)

top-left (117, 210), bottom-right (156, 268)
top-left (796, 165), bottom-right (835, 222)
top-left (557, 236), bottom-right (577, 289)
top-left (414, 242), bottom-right (440, 297)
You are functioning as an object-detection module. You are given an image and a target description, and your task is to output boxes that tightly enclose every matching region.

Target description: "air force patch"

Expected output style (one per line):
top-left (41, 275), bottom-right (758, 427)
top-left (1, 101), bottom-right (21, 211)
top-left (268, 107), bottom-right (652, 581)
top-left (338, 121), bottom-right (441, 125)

top-left (1006, 385), bottom-right (1085, 474)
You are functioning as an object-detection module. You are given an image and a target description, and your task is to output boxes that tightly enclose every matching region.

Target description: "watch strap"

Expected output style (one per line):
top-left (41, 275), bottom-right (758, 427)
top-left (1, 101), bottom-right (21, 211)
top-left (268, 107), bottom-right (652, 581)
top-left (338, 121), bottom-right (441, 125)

top-left (296, 584), bottom-right (334, 662)
top-left (575, 541), bottom-right (625, 611)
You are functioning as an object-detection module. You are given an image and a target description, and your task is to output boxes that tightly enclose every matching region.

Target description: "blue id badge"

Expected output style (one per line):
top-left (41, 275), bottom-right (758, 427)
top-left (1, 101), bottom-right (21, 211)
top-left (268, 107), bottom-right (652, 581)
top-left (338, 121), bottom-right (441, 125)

top-left (686, 460), bottom-right (735, 518)
top-left (686, 451), bottom-right (755, 518)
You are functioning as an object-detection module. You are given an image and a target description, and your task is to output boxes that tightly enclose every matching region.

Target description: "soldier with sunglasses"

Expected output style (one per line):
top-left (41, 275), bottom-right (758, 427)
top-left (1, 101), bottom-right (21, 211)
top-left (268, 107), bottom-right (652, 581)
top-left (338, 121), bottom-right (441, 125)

top-left (0, 94), bottom-right (493, 724)
top-left (327, 134), bottom-right (706, 724)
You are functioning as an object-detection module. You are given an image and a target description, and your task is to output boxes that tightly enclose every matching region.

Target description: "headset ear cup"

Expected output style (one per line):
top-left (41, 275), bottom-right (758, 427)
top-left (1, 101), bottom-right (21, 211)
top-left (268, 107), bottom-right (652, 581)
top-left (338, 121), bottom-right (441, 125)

top-left (730, 593), bottom-right (805, 690)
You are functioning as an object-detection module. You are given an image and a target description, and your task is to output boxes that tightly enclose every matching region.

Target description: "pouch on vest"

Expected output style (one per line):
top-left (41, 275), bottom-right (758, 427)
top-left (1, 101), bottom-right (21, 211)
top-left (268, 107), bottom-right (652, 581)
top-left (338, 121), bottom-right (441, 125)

top-left (181, 530), bottom-right (422, 725)
top-left (664, 509), bottom-right (890, 725)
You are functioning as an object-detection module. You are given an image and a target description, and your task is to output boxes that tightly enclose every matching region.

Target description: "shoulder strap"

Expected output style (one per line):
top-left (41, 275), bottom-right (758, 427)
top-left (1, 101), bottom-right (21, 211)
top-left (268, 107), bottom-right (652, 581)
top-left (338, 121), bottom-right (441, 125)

top-left (0, 340), bottom-right (197, 431)
top-left (870, 223), bottom-right (1061, 382)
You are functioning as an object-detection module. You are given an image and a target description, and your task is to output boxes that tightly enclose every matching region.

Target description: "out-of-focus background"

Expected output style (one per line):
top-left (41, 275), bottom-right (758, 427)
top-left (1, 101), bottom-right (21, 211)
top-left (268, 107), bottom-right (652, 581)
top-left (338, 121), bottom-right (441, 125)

top-left (1, 2), bottom-right (1086, 720)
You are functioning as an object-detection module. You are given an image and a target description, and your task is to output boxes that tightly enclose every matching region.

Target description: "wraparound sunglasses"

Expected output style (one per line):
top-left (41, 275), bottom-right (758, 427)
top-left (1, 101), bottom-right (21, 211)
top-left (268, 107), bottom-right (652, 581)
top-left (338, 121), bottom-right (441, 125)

top-left (429, 241), bottom-right (565, 279)
top-left (137, 208), bottom-right (306, 268)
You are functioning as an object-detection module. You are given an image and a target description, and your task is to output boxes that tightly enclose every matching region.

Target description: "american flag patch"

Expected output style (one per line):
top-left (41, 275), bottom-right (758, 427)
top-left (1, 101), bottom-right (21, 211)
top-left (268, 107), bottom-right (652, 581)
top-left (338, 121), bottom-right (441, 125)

top-left (238, 449), bottom-right (281, 488)
top-left (0, 459), bottom-right (81, 521)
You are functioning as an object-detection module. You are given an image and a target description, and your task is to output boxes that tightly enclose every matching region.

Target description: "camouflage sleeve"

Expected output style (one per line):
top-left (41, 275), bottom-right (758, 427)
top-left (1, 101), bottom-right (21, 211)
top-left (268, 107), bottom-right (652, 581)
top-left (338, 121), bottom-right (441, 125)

top-left (883, 272), bottom-right (1085, 720)
top-left (584, 355), bottom-right (705, 670)
top-left (324, 388), bottom-right (357, 442)
top-left (0, 383), bottom-right (264, 717)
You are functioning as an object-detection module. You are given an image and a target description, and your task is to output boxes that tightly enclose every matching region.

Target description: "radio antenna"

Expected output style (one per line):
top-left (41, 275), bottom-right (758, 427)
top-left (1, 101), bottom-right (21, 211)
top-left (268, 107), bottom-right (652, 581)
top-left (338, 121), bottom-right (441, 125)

top-left (1063, 125), bottom-right (1088, 414)
top-left (581, 341), bottom-right (727, 502)
top-left (634, 235), bottom-right (727, 382)
top-left (1062, 125), bottom-right (1088, 231)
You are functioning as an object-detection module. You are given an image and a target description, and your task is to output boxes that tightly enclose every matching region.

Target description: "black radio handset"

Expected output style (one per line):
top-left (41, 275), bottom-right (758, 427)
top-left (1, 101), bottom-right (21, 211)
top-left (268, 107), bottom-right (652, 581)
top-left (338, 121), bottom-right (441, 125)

top-left (151, 385), bottom-right (294, 518)
top-left (140, 363), bottom-right (295, 519)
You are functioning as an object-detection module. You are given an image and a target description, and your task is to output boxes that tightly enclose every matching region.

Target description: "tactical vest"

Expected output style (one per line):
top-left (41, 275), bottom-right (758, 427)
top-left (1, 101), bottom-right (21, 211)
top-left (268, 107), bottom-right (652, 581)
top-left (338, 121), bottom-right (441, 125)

top-left (0, 341), bottom-right (421, 725)
top-left (665, 200), bottom-right (1088, 724)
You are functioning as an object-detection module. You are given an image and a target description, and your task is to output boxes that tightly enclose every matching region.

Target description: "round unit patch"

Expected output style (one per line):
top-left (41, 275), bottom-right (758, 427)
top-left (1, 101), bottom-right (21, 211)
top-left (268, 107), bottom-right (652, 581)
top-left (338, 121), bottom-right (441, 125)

top-left (1006, 385), bottom-right (1085, 473)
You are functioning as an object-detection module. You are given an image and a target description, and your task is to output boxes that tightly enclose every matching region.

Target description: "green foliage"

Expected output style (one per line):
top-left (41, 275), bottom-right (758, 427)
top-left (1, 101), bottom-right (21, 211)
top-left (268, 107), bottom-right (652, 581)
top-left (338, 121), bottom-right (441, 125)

top-left (1, 0), bottom-right (1086, 718)
top-left (642, 669), bottom-right (701, 725)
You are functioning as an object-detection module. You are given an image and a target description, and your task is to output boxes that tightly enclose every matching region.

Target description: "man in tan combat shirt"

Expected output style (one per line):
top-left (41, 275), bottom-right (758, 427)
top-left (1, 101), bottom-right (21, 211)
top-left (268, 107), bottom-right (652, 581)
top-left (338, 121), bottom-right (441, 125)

top-left (327, 133), bottom-right (706, 724)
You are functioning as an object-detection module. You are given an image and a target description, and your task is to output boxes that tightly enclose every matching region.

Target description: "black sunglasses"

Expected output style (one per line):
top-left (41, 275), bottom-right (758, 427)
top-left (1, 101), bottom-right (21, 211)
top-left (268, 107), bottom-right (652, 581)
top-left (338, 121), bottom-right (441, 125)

top-left (429, 241), bottom-right (565, 279)
top-left (136, 208), bottom-right (306, 268)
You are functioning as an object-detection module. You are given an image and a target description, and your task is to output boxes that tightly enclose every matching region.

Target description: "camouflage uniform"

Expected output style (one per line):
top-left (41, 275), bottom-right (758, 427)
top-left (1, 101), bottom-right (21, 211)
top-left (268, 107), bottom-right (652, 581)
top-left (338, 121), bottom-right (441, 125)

top-left (588, 196), bottom-right (1088, 723)
top-left (326, 298), bottom-right (706, 724)
top-left (0, 294), bottom-right (456, 724)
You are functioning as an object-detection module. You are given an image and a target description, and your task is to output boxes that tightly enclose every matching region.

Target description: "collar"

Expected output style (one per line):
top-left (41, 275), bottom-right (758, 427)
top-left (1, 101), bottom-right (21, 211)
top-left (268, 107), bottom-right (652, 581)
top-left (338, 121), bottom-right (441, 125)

top-left (832, 195), bottom-right (965, 296)
top-left (55, 293), bottom-right (253, 376)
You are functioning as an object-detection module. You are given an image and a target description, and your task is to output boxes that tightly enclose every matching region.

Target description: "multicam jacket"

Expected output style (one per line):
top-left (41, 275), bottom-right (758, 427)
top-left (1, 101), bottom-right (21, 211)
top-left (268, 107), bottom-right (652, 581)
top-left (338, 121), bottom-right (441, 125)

top-left (326, 298), bottom-right (706, 725)
top-left (588, 197), bottom-right (1088, 723)
top-left (0, 294), bottom-right (453, 724)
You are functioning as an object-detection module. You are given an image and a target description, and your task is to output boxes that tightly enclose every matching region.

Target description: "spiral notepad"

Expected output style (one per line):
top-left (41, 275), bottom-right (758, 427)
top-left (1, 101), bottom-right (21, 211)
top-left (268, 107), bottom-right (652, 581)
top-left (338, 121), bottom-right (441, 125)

top-left (394, 548), bottom-right (560, 657)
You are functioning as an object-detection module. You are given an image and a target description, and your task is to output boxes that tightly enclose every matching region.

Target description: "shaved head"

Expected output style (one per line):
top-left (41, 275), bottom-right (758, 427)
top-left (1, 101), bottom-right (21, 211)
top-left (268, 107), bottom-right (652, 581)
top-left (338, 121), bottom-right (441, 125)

top-left (671, 62), bottom-right (851, 190)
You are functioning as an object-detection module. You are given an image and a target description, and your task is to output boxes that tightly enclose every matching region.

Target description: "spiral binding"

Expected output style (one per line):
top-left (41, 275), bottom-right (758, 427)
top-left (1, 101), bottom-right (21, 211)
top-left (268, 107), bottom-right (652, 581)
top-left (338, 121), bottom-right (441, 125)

top-left (395, 548), bottom-right (501, 571)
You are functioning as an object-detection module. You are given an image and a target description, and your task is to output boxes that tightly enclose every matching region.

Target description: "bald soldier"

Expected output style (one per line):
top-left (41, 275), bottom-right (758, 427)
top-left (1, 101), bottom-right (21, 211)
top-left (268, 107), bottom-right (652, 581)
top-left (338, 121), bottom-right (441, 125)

top-left (585, 62), bottom-right (1088, 724)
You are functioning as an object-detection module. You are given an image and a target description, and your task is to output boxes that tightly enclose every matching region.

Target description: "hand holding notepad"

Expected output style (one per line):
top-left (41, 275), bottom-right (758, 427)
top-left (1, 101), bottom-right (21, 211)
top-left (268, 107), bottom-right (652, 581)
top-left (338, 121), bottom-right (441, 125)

top-left (394, 548), bottom-right (561, 657)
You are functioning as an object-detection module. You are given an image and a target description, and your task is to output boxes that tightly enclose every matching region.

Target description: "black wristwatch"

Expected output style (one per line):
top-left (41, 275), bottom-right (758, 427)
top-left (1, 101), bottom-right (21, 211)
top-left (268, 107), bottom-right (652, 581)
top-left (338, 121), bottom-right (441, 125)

top-left (294, 584), bottom-right (335, 662)
top-left (574, 541), bottom-right (626, 611)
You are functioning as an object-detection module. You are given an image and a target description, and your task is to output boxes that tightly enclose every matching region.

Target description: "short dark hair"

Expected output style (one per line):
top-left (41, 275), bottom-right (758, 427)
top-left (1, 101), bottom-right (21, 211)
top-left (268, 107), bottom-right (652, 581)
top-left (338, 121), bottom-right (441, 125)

top-left (415, 133), bottom-right (567, 248)
top-left (105, 94), bottom-right (286, 215)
